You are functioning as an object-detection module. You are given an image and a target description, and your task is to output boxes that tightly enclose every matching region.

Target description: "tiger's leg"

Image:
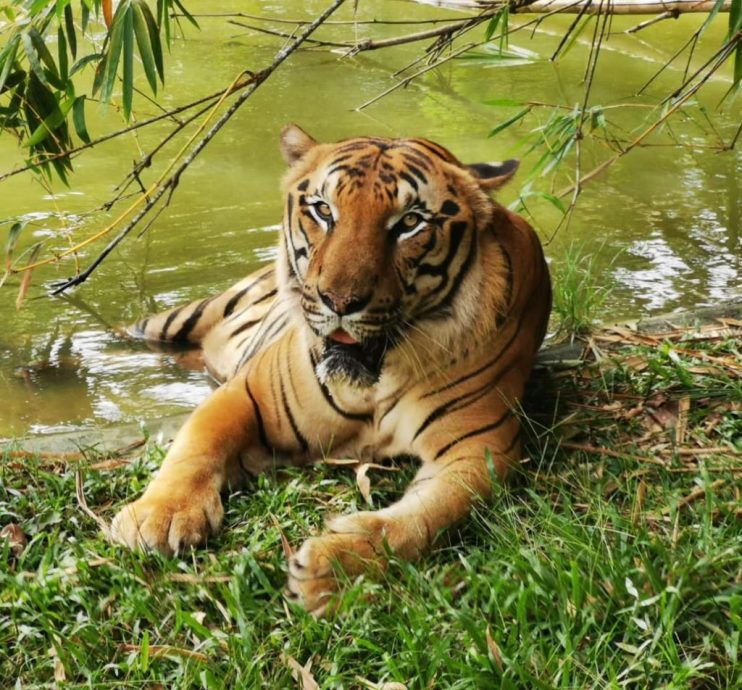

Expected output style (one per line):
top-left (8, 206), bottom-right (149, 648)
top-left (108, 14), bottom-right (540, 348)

top-left (131, 264), bottom-right (276, 346)
top-left (110, 374), bottom-right (258, 555)
top-left (286, 425), bottom-right (518, 616)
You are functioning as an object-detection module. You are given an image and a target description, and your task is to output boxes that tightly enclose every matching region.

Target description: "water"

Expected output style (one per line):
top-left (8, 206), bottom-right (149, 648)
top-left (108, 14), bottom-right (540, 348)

top-left (0, 1), bottom-right (739, 437)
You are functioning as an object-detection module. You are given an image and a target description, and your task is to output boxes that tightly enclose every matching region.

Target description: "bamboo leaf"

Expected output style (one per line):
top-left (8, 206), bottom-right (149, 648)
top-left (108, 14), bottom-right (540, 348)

top-left (488, 107), bottom-right (531, 138)
top-left (57, 27), bottom-right (68, 82)
top-left (100, 4), bottom-right (126, 102)
top-left (64, 3), bottom-right (77, 59)
top-left (22, 31), bottom-right (49, 87)
top-left (144, 0), bottom-right (165, 82)
top-left (122, 6), bottom-right (134, 120)
top-left (72, 95), bottom-right (90, 143)
top-left (485, 10), bottom-right (502, 42)
top-left (5, 221), bottom-right (25, 272)
top-left (0, 36), bottom-right (20, 95)
top-left (70, 53), bottom-right (103, 77)
top-left (28, 27), bottom-right (64, 89)
top-left (171, 0), bottom-right (199, 29)
top-left (25, 96), bottom-right (74, 148)
top-left (132, 2), bottom-right (157, 94)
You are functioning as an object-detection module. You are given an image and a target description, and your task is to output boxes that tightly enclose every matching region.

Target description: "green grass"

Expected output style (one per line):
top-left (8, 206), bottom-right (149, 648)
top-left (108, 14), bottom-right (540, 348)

top-left (552, 243), bottom-right (616, 339)
top-left (1, 332), bottom-right (741, 689)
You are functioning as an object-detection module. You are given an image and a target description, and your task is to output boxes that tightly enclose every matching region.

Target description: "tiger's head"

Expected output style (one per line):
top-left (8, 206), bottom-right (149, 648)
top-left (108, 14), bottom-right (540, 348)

top-left (278, 125), bottom-right (518, 388)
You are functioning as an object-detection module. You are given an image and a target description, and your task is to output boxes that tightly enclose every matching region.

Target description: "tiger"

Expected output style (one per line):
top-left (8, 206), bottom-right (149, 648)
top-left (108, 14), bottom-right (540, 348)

top-left (111, 124), bottom-right (551, 616)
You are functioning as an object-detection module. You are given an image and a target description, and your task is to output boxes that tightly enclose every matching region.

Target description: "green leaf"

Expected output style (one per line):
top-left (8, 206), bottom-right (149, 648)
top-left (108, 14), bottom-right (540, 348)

top-left (70, 53), bottom-right (103, 77)
top-left (57, 27), bottom-right (68, 82)
top-left (25, 96), bottom-right (74, 147)
top-left (132, 1), bottom-right (158, 94)
top-left (99, 3), bottom-right (126, 102)
top-left (171, 0), bottom-right (199, 29)
top-left (484, 10), bottom-right (502, 42)
top-left (5, 221), bottom-right (26, 269)
top-left (483, 97), bottom-right (523, 107)
top-left (22, 31), bottom-right (49, 87)
top-left (27, 27), bottom-right (64, 89)
top-left (72, 95), bottom-right (90, 143)
top-left (122, 6), bottom-right (134, 120)
top-left (488, 107), bottom-right (531, 138)
top-left (0, 36), bottom-right (20, 95)
top-left (144, 0), bottom-right (165, 82)
top-left (64, 3), bottom-right (77, 59)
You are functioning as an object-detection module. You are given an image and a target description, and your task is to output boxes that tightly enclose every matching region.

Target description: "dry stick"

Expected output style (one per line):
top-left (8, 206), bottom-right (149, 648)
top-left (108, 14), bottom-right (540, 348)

top-left (625, 9), bottom-right (679, 33)
top-left (50, 0), bottom-right (347, 294)
top-left (230, 15), bottom-right (480, 53)
top-left (179, 12), bottom-right (470, 25)
top-left (561, 441), bottom-right (667, 466)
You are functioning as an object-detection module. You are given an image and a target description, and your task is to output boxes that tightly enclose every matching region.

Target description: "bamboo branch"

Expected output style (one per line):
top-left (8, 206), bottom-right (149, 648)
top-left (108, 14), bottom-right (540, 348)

top-left (48, 0), bottom-right (348, 294)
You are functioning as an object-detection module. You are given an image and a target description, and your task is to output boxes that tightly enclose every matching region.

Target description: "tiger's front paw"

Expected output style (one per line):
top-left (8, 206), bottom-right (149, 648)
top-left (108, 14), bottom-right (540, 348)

top-left (111, 482), bottom-right (223, 556)
top-left (286, 512), bottom-right (390, 616)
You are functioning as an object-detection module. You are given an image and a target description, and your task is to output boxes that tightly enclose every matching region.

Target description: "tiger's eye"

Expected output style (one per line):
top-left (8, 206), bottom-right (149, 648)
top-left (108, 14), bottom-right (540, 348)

top-left (402, 212), bottom-right (421, 228)
top-left (315, 202), bottom-right (332, 220)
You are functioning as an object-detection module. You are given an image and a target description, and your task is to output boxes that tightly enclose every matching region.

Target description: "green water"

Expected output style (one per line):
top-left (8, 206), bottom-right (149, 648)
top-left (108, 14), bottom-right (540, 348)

top-left (0, 1), bottom-right (739, 437)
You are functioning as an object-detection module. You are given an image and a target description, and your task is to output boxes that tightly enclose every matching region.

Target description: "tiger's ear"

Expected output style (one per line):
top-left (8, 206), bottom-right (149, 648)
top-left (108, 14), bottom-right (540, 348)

top-left (280, 124), bottom-right (319, 165)
top-left (467, 159), bottom-right (519, 191)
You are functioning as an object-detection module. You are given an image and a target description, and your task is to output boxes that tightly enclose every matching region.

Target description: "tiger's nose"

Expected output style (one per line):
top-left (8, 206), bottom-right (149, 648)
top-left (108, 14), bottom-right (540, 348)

top-left (318, 288), bottom-right (371, 316)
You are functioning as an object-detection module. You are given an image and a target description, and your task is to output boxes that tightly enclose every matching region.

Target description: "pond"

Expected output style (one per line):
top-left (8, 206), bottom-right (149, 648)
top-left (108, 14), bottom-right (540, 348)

top-left (0, 0), bottom-right (739, 438)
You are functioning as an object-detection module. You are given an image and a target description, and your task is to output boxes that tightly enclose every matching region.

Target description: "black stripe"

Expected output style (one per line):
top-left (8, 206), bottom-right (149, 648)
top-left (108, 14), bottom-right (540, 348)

top-left (420, 227), bottom-right (476, 317)
top-left (422, 317), bottom-right (524, 399)
top-left (172, 297), bottom-right (213, 343)
top-left (245, 378), bottom-right (270, 450)
top-left (282, 346), bottom-right (309, 452)
top-left (398, 170), bottom-right (418, 191)
top-left (160, 306), bottom-right (184, 341)
top-left (254, 287), bottom-right (278, 305)
top-left (405, 163), bottom-right (427, 184)
top-left (230, 318), bottom-right (262, 338)
top-left (413, 365), bottom-right (510, 442)
top-left (309, 349), bottom-right (372, 423)
top-left (238, 312), bottom-right (289, 370)
top-left (223, 269), bottom-right (274, 318)
top-left (434, 409), bottom-right (513, 460)
top-left (413, 140), bottom-right (452, 162)
top-left (297, 179), bottom-right (309, 191)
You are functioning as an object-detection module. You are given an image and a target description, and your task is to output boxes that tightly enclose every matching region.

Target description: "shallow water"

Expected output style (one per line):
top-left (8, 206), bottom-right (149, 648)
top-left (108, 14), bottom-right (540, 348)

top-left (0, 1), bottom-right (739, 437)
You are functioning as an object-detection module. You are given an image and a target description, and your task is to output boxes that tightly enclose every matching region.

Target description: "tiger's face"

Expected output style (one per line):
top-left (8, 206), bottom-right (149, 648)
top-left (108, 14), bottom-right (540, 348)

top-left (279, 125), bottom-right (518, 387)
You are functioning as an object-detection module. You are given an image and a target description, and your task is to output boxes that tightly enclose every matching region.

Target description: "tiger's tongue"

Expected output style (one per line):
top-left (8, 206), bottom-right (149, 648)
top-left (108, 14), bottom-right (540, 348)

top-left (329, 328), bottom-right (359, 345)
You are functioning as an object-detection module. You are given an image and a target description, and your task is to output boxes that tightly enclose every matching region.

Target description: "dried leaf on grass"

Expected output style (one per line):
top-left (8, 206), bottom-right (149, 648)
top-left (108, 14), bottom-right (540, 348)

top-left (1, 522), bottom-right (28, 558)
top-left (284, 654), bottom-right (320, 690)
top-left (485, 625), bottom-right (504, 671)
